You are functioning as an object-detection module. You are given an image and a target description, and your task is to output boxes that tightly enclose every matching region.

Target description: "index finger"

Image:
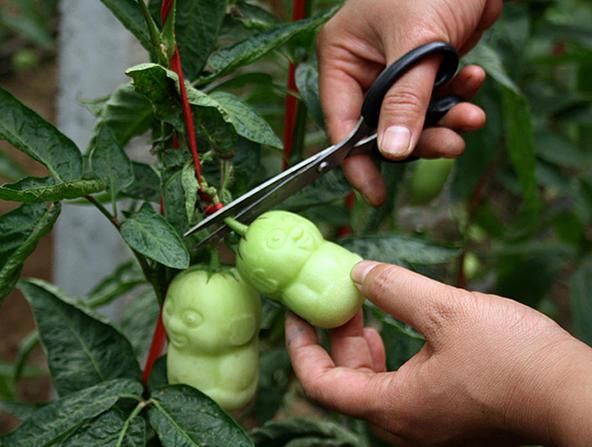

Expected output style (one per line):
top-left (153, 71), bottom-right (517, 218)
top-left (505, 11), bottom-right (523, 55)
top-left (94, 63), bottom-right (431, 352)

top-left (285, 313), bottom-right (390, 418)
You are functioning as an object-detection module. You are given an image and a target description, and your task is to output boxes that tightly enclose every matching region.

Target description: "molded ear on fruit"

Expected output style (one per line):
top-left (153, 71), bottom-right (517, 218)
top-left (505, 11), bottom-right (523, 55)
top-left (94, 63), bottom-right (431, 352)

top-left (228, 314), bottom-right (258, 346)
top-left (248, 268), bottom-right (279, 295)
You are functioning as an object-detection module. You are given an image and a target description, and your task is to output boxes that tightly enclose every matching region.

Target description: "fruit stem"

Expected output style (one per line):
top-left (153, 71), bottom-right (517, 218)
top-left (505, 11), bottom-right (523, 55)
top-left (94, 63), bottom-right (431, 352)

top-left (224, 217), bottom-right (248, 237)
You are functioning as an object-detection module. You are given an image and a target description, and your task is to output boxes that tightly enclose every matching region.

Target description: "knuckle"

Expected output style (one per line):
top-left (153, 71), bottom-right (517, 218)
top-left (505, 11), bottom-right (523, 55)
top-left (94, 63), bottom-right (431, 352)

top-left (423, 286), bottom-right (472, 335)
top-left (367, 264), bottom-right (399, 298)
top-left (382, 88), bottom-right (423, 114)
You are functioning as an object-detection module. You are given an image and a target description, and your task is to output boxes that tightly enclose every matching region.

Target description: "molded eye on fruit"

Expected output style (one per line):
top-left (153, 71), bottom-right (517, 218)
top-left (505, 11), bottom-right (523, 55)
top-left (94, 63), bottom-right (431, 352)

top-left (232, 210), bottom-right (364, 329)
top-left (408, 158), bottom-right (454, 205)
top-left (163, 267), bottom-right (261, 411)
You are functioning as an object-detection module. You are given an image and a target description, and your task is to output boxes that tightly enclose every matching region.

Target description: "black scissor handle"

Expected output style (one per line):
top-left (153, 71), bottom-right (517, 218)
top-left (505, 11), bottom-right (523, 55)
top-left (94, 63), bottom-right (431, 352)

top-left (360, 42), bottom-right (460, 129)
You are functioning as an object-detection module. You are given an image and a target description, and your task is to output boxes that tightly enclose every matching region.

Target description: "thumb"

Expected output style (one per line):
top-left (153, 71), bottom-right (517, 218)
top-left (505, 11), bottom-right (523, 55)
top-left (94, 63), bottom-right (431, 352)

top-left (376, 56), bottom-right (440, 160)
top-left (351, 260), bottom-right (467, 341)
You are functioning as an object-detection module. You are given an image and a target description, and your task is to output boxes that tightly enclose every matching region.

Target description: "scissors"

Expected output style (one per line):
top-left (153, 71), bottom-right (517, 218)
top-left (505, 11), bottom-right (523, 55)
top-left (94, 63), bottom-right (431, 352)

top-left (184, 41), bottom-right (460, 245)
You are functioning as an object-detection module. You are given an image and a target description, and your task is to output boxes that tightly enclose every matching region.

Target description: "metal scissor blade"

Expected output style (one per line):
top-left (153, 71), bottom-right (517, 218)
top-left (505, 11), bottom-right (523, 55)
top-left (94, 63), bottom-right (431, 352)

top-left (183, 143), bottom-right (336, 239)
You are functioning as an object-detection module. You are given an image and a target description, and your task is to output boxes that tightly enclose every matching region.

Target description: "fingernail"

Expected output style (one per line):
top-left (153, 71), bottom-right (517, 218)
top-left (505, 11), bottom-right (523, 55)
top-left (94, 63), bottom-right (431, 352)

top-left (379, 126), bottom-right (411, 157)
top-left (351, 261), bottom-right (379, 285)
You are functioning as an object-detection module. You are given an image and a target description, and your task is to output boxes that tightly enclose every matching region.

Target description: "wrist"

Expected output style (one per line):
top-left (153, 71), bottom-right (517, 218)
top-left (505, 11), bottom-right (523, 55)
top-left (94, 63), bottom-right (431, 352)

top-left (546, 340), bottom-right (592, 446)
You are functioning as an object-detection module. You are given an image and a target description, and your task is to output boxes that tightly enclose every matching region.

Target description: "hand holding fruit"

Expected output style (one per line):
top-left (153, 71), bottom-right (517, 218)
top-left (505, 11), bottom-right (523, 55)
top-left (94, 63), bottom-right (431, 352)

top-left (285, 261), bottom-right (592, 446)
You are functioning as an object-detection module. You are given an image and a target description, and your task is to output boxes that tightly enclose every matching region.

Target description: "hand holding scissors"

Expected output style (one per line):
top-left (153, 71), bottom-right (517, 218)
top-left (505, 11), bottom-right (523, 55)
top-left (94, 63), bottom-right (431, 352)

top-left (185, 42), bottom-right (460, 246)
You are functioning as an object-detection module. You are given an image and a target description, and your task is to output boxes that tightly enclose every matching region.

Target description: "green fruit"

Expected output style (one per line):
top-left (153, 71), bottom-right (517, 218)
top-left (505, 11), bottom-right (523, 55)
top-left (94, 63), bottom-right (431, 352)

top-left (232, 210), bottom-right (364, 329)
top-left (408, 158), bottom-right (454, 205)
top-left (163, 267), bottom-right (261, 411)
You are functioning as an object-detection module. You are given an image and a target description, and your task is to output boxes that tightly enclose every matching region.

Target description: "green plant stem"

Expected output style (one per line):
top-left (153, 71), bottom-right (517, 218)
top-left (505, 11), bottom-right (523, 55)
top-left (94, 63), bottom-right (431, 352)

top-left (137, 0), bottom-right (165, 64)
top-left (85, 195), bottom-right (164, 305)
top-left (86, 195), bottom-right (120, 228)
top-left (224, 217), bottom-right (248, 236)
top-left (115, 400), bottom-right (147, 447)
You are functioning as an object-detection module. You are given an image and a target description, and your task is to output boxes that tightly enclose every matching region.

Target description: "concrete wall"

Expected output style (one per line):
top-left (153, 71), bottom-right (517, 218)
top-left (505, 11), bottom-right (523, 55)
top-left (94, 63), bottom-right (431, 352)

top-left (55, 0), bottom-right (146, 306)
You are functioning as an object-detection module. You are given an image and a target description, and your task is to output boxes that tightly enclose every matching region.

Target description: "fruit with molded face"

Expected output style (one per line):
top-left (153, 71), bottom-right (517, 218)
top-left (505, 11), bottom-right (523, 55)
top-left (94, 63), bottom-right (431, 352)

top-left (163, 267), bottom-right (261, 410)
top-left (233, 210), bottom-right (364, 328)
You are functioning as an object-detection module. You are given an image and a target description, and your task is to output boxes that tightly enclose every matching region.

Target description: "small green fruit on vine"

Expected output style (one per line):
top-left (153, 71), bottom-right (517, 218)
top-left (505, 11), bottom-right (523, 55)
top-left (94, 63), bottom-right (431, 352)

top-left (408, 158), bottom-right (454, 205)
top-left (229, 210), bottom-right (364, 329)
top-left (163, 267), bottom-right (261, 411)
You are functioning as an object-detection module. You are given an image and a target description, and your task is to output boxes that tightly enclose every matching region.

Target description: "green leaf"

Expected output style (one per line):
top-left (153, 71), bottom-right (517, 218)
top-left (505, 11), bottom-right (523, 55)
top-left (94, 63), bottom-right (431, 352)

top-left (162, 167), bottom-right (190, 235)
top-left (0, 203), bottom-right (60, 302)
top-left (13, 330), bottom-right (40, 382)
top-left (255, 348), bottom-right (291, 424)
top-left (122, 162), bottom-right (161, 203)
top-left (121, 203), bottom-right (190, 269)
top-left (295, 62), bottom-right (324, 128)
top-left (99, 0), bottom-right (152, 51)
top-left (176, 0), bottom-right (226, 75)
top-left (19, 279), bottom-right (141, 396)
top-left (1, 378), bottom-right (143, 447)
top-left (281, 169), bottom-right (352, 211)
top-left (501, 87), bottom-right (540, 219)
top-left (0, 176), bottom-right (105, 203)
top-left (251, 417), bottom-right (361, 447)
top-left (0, 150), bottom-right (26, 182)
top-left (210, 91), bottom-right (282, 149)
top-left (86, 261), bottom-right (146, 308)
top-left (126, 63), bottom-right (182, 127)
top-left (203, 6), bottom-right (339, 81)
top-left (227, 2), bottom-right (278, 31)
top-left (88, 125), bottom-right (135, 203)
top-left (569, 257), bottom-right (592, 345)
top-left (340, 234), bottom-right (459, 267)
top-left (118, 289), bottom-right (159, 359)
top-left (148, 385), bottom-right (254, 447)
top-left (91, 83), bottom-right (154, 147)
top-left (181, 162), bottom-right (199, 225)
top-left (0, 400), bottom-right (42, 422)
top-left (0, 87), bottom-right (82, 181)
top-left (160, 0), bottom-right (177, 63)
top-left (464, 43), bottom-right (520, 94)
top-left (60, 408), bottom-right (146, 447)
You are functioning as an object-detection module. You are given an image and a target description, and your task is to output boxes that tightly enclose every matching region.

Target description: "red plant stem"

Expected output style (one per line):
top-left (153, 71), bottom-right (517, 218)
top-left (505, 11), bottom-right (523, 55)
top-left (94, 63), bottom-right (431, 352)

top-left (142, 0), bottom-right (211, 385)
top-left (282, 0), bottom-right (307, 169)
top-left (142, 310), bottom-right (167, 384)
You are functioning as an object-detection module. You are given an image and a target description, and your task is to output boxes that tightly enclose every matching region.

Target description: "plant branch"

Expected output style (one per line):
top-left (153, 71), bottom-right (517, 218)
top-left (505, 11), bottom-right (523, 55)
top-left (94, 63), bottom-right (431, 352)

top-left (138, 0), bottom-right (165, 64)
top-left (85, 195), bottom-right (120, 228)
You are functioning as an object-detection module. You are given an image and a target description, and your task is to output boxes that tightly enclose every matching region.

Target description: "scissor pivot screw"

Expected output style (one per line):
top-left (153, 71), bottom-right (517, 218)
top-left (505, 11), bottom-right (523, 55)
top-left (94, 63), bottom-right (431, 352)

top-left (317, 161), bottom-right (329, 173)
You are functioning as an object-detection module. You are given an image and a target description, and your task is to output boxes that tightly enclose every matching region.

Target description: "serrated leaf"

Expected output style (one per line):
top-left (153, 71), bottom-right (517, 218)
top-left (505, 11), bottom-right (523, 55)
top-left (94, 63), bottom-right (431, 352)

top-left (340, 235), bottom-right (459, 267)
top-left (176, 0), bottom-right (225, 76)
top-left (121, 203), bottom-right (189, 269)
top-left (501, 87), bottom-right (540, 219)
top-left (0, 150), bottom-right (26, 182)
top-left (0, 203), bottom-right (60, 302)
top-left (99, 0), bottom-right (152, 51)
top-left (88, 125), bottom-right (135, 203)
top-left (92, 83), bottom-right (154, 147)
top-left (19, 279), bottom-right (141, 396)
top-left (295, 62), bottom-right (324, 128)
top-left (464, 43), bottom-right (520, 95)
top-left (148, 385), bottom-right (254, 447)
top-left (0, 87), bottom-right (82, 181)
top-left (0, 176), bottom-right (105, 203)
top-left (121, 162), bottom-right (161, 202)
top-left (203, 7), bottom-right (339, 81)
top-left (210, 91), bottom-right (282, 148)
top-left (1, 378), bottom-right (143, 447)
top-left (281, 169), bottom-right (352, 211)
top-left (60, 407), bottom-right (146, 447)
top-left (251, 417), bottom-right (361, 447)
top-left (569, 257), bottom-right (592, 345)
